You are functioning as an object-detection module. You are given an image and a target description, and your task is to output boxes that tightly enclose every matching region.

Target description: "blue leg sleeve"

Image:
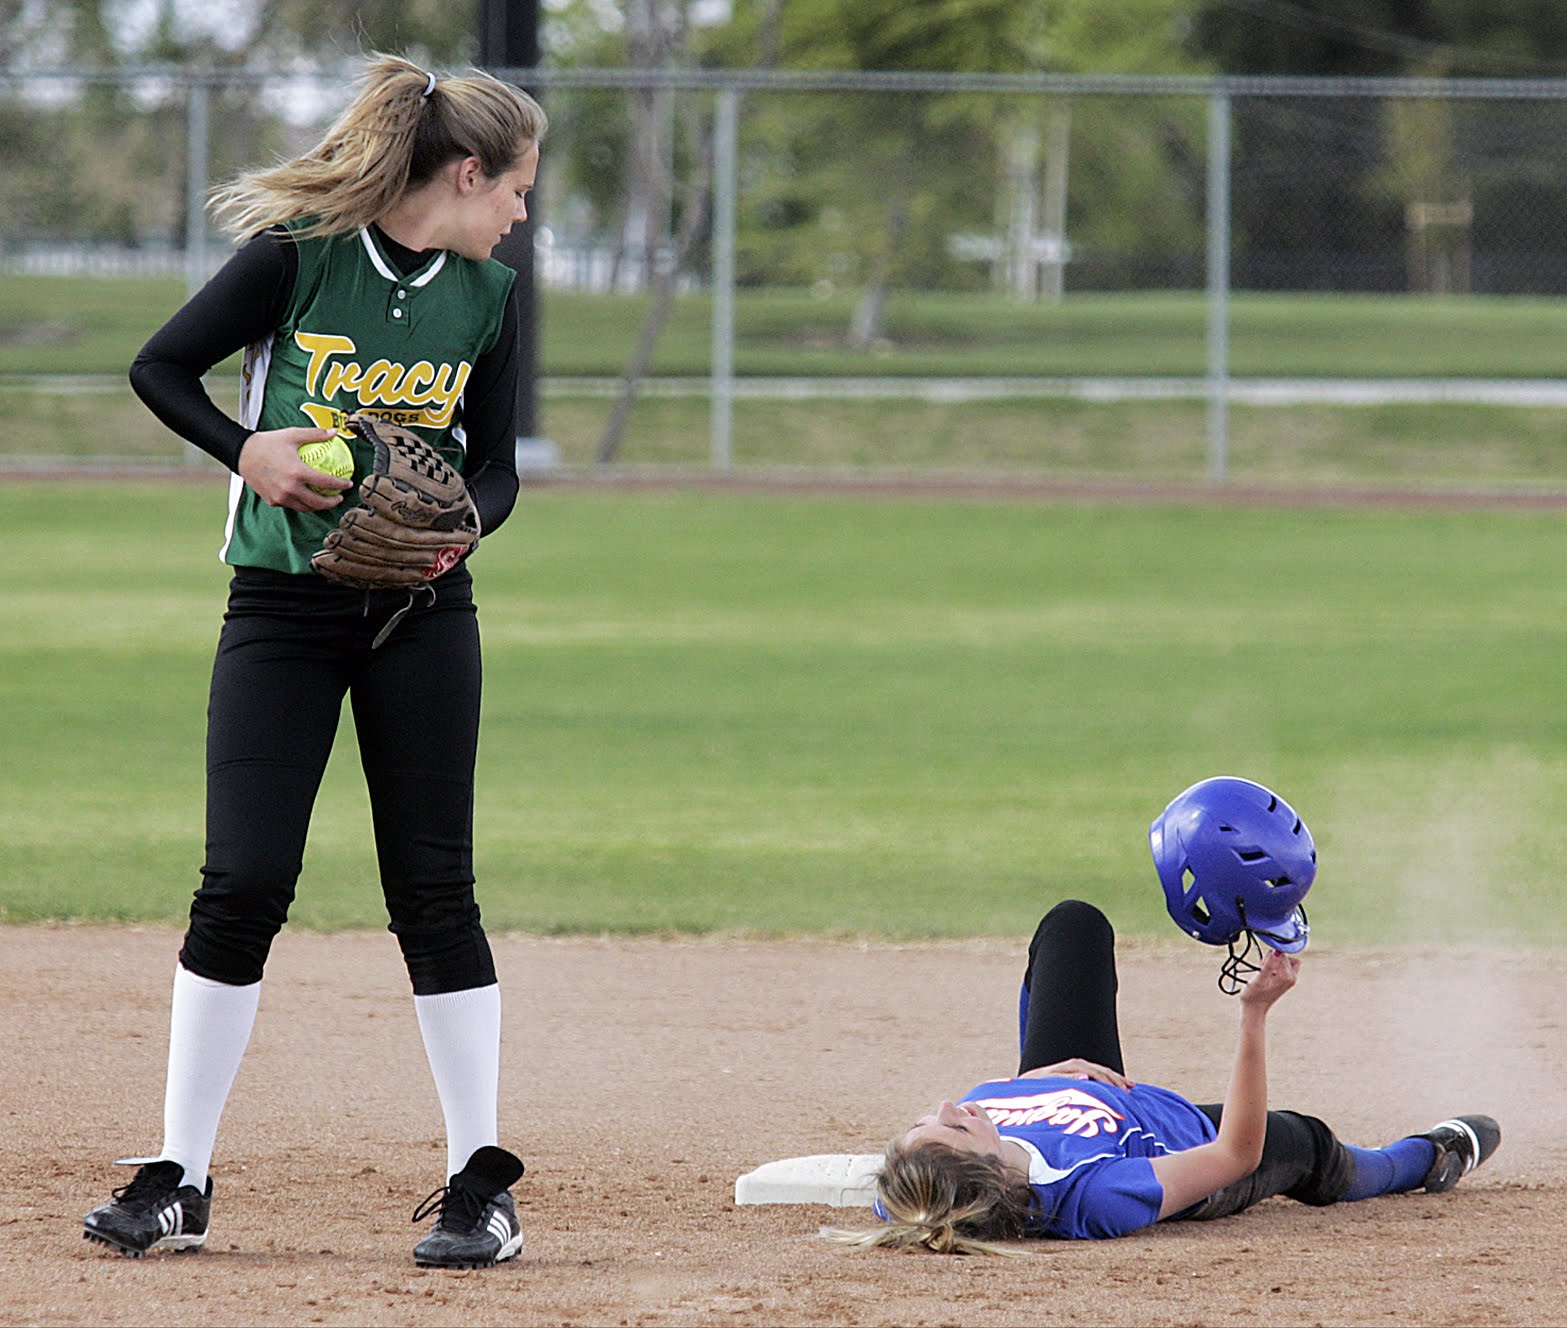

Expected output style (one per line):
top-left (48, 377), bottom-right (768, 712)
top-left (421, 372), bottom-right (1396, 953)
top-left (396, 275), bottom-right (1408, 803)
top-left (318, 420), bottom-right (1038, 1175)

top-left (1341, 1138), bottom-right (1438, 1201)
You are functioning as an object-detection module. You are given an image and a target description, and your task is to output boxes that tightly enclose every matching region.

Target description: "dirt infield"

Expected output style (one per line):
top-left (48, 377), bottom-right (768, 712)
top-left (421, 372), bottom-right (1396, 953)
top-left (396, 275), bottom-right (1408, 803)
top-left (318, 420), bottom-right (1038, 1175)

top-left (4, 925), bottom-right (1560, 1328)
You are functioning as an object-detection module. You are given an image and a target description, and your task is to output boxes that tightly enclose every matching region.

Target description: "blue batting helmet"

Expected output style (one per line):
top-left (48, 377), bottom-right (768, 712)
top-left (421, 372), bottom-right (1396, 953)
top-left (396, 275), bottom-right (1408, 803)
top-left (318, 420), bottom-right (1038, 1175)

top-left (1149, 776), bottom-right (1316, 953)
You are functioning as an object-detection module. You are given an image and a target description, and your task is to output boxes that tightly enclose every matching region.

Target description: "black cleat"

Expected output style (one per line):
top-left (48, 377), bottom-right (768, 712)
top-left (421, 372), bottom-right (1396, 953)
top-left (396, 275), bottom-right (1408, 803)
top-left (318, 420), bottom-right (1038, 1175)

top-left (83, 1160), bottom-right (211, 1257)
top-left (1418, 1115), bottom-right (1501, 1194)
top-left (411, 1146), bottom-right (525, 1268)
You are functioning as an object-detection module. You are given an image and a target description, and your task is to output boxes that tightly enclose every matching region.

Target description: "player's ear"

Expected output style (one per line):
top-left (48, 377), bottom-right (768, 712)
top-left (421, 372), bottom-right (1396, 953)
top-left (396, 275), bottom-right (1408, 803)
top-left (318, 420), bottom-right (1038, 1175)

top-left (453, 156), bottom-right (485, 193)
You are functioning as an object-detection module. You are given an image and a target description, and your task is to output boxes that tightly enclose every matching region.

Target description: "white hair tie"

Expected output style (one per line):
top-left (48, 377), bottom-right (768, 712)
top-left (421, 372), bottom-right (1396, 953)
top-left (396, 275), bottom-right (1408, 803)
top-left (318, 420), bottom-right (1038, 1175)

top-left (421, 71), bottom-right (437, 98)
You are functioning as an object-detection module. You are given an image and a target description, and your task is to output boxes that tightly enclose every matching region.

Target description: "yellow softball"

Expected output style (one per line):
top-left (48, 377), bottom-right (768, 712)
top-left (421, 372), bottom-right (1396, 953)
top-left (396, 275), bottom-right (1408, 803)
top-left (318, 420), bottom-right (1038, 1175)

top-left (298, 435), bottom-right (356, 495)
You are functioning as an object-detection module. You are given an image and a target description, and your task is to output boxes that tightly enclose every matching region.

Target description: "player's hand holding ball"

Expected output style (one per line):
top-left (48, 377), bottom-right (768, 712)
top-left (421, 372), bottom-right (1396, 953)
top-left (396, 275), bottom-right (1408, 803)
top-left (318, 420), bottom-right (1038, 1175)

top-left (238, 426), bottom-right (355, 511)
top-left (297, 433), bottom-right (357, 496)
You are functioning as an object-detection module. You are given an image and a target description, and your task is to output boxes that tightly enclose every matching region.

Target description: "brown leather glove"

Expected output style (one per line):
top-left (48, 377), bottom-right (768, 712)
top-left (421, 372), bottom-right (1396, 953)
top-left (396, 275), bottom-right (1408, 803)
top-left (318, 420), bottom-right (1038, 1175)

top-left (311, 414), bottom-right (479, 590)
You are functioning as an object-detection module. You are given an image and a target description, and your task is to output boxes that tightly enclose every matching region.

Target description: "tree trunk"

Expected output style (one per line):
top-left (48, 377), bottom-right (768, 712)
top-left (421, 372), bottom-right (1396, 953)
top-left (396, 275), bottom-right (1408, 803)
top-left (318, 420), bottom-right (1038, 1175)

top-left (596, 112), bottom-right (714, 465)
top-left (846, 198), bottom-right (909, 350)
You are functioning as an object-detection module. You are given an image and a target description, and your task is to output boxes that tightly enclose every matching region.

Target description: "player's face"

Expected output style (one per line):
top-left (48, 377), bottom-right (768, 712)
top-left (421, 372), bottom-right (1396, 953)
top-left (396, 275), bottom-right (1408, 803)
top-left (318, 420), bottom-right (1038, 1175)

top-left (901, 1099), bottom-right (1005, 1158)
top-left (449, 140), bottom-right (540, 261)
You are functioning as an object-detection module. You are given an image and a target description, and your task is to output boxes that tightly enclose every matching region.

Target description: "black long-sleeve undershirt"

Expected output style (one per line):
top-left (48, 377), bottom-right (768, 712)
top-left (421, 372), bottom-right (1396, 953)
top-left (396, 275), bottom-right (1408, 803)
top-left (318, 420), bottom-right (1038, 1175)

top-left (129, 226), bottom-right (521, 537)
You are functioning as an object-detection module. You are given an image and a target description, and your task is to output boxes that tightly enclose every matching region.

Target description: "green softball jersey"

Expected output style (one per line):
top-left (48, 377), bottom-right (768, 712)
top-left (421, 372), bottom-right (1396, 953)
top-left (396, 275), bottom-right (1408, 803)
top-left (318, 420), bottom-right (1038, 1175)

top-left (222, 223), bottom-right (515, 574)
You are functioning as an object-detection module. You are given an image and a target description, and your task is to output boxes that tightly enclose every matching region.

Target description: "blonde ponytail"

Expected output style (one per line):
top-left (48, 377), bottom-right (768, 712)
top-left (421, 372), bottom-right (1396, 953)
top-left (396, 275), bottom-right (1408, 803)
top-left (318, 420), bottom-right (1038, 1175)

top-left (211, 53), bottom-right (547, 240)
top-left (821, 1139), bottom-right (1035, 1256)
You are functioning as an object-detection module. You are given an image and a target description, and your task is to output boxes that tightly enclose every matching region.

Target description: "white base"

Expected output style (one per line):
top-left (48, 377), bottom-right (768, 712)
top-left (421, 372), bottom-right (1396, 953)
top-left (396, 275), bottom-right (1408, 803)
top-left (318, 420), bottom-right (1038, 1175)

top-left (733, 1153), bottom-right (882, 1207)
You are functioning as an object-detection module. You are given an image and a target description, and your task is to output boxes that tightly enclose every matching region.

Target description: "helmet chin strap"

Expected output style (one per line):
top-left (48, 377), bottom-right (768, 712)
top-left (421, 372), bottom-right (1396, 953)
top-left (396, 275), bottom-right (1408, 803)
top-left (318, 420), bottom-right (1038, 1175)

top-left (1218, 930), bottom-right (1264, 995)
top-left (1217, 900), bottom-right (1308, 995)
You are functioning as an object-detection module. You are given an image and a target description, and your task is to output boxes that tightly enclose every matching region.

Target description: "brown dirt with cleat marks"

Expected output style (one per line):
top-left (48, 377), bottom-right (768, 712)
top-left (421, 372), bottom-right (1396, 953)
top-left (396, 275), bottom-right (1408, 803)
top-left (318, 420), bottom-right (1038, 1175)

top-left (3, 925), bottom-right (1559, 1327)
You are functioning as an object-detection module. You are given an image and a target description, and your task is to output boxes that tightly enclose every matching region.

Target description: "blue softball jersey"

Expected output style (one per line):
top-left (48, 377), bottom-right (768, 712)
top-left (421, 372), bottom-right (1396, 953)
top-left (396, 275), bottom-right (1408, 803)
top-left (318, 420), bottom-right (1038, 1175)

top-left (958, 1076), bottom-right (1218, 1239)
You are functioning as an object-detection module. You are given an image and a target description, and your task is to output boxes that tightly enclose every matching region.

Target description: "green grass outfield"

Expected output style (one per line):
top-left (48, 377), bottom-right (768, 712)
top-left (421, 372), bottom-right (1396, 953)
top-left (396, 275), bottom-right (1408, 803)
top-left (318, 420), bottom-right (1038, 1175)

top-left (10, 277), bottom-right (1567, 378)
top-left (2, 480), bottom-right (1564, 948)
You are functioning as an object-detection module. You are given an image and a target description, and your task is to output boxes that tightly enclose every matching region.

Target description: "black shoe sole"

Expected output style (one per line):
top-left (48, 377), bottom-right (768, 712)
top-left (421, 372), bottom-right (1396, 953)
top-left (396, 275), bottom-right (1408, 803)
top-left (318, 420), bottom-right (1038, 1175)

top-left (83, 1229), bottom-right (204, 1257)
top-left (84, 1230), bottom-right (150, 1258)
top-left (414, 1256), bottom-right (509, 1269)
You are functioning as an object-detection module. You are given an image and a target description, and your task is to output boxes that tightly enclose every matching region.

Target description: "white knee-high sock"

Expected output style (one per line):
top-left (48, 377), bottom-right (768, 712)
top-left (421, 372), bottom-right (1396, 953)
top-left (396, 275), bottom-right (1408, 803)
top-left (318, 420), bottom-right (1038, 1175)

top-left (413, 984), bottom-right (502, 1179)
top-left (158, 964), bottom-right (261, 1192)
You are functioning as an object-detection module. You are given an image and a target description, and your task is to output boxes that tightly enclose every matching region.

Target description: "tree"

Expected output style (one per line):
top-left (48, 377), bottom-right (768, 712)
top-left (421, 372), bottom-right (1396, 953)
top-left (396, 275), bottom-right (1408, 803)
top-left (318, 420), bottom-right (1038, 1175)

top-left (240, 0), bottom-right (473, 65)
top-left (708, 0), bottom-right (1204, 329)
top-left (1189, 0), bottom-right (1567, 293)
top-left (1188, 0), bottom-right (1567, 77)
top-left (0, 0), bottom-right (476, 250)
top-left (545, 0), bottom-right (703, 291)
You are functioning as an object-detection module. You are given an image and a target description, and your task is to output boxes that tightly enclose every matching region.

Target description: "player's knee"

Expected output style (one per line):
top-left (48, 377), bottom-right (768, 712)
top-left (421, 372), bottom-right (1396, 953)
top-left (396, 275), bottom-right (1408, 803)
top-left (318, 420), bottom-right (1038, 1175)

top-left (195, 850), bottom-right (301, 918)
top-left (180, 913), bottom-right (282, 985)
top-left (387, 885), bottom-right (493, 994)
top-left (395, 922), bottom-right (495, 995)
top-left (1034, 898), bottom-right (1113, 946)
top-left (1277, 1111), bottom-right (1355, 1206)
top-left (181, 866), bottom-right (295, 983)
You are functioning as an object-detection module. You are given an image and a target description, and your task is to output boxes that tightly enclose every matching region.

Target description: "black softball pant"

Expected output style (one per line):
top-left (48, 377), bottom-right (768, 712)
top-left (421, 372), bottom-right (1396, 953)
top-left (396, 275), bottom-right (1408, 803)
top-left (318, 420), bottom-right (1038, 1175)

top-left (1018, 900), bottom-right (1352, 1219)
top-left (179, 566), bottom-right (497, 996)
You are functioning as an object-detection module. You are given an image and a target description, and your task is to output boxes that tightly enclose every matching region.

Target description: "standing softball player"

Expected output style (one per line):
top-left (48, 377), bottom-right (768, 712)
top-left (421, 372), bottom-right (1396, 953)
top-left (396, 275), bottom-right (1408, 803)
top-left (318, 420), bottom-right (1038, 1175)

top-left (82, 54), bottom-right (546, 1268)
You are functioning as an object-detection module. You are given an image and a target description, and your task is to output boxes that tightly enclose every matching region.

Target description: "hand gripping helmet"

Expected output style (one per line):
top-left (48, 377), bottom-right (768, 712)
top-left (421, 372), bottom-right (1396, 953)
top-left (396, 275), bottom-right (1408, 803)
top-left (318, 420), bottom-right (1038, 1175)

top-left (1149, 776), bottom-right (1317, 969)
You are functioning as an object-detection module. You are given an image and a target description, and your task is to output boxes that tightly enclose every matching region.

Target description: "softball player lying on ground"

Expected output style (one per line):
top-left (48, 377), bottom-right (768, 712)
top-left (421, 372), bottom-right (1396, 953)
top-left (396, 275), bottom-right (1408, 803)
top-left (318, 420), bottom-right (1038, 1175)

top-left (831, 780), bottom-right (1499, 1254)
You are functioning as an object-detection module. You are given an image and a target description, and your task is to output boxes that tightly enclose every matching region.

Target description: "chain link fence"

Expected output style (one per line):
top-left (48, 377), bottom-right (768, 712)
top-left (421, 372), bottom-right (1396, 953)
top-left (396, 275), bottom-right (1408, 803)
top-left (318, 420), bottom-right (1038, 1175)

top-left (5, 66), bottom-right (1567, 485)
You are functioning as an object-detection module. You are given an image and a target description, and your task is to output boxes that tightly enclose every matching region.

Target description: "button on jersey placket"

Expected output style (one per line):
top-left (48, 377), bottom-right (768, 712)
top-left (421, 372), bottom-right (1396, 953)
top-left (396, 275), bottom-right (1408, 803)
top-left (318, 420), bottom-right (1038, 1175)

top-left (358, 228), bottom-right (445, 335)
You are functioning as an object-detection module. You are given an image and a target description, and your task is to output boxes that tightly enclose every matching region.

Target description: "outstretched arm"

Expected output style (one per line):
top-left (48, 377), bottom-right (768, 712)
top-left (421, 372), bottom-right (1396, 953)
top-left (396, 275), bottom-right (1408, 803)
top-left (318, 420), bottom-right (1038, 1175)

top-left (1148, 949), bottom-right (1300, 1218)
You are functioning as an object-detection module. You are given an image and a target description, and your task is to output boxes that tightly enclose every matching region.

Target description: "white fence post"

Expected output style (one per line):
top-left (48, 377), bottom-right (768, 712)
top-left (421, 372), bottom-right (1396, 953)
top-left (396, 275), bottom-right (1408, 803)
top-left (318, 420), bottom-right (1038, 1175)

top-left (1203, 87), bottom-right (1228, 482)
top-left (1206, 88), bottom-right (1232, 484)
top-left (183, 75), bottom-right (212, 467)
top-left (710, 85), bottom-right (739, 471)
top-left (185, 76), bottom-right (210, 299)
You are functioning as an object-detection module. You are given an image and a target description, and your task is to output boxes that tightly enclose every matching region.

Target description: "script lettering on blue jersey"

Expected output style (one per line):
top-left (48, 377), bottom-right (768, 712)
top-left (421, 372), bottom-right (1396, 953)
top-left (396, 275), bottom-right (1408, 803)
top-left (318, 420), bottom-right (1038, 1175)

top-left (969, 1088), bottom-right (1126, 1138)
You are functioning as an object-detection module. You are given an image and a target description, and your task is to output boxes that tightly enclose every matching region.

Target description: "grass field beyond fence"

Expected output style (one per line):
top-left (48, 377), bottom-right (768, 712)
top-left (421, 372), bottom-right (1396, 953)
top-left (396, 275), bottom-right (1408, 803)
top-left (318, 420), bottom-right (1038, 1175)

top-left (13, 383), bottom-right (1567, 490)
top-left (11, 278), bottom-right (1567, 378)
top-left (12, 278), bottom-right (1567, 488)
top-left (2, 481), bottom-right (1563, 947)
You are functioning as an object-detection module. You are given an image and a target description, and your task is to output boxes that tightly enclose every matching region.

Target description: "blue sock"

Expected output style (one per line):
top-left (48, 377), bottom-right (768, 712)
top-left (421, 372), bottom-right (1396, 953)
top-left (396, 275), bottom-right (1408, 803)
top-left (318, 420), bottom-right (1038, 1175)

top-left (1017, 982), bottom-right (1029, 1062)
top-left (1341, 1138), bottom-right (1438, 1201)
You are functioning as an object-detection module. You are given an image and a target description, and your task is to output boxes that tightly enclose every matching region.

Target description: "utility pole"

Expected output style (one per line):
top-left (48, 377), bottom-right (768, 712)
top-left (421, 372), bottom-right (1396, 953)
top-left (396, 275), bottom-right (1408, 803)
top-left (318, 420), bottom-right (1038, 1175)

top-left (478, 0), bottom-right (553, 466)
